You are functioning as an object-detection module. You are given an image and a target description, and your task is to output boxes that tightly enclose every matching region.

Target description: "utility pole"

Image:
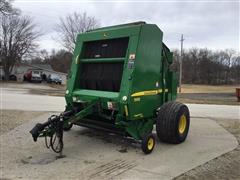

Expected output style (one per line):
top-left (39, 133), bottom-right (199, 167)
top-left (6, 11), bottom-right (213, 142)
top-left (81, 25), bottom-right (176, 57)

top-left (179, 34), bottom-right (184, 93)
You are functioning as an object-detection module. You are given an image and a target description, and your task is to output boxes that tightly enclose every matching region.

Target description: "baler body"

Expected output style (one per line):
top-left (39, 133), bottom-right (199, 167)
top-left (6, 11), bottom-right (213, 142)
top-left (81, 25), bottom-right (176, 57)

top-left (65, 22), bottom-right (177, 140)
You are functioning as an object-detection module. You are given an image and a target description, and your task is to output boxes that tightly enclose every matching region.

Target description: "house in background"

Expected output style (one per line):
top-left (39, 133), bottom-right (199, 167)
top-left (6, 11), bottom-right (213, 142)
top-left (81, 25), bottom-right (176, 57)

top-left (0, 63), bottom-right (68, 84)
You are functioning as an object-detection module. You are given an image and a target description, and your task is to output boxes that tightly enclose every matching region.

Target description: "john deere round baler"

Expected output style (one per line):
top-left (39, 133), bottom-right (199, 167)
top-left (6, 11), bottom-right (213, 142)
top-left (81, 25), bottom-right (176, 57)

top-left (30, 22), bottom-right (190, 154)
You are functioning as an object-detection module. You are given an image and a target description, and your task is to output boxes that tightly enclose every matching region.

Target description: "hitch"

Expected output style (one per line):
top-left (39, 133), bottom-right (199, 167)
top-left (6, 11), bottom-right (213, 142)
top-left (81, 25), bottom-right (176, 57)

top-left (29, 108), bottom-right (78, 153)
top-left (30, 123), bottom-right (47, 142)
top-left (29, 100), bottom-right (98, 154)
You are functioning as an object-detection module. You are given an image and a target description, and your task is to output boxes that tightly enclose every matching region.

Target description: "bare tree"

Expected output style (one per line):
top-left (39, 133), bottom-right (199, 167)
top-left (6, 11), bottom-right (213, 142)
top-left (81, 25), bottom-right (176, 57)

top-left (30, 49), bottom-right (72, 73)
top-left (0, 0), bottom-right (14, 15)
top-left (223, 49), bottom-right (235, 84)
top-left (0, 13), bottom-right (41, 80)
top-left (49, 49), bottom-right (72, 73)
top-left (172, 48), bottom-right (239, 85)
top-left (231, 56), bottom-right (240, 84)
top-left (55, 12), bottom-right (100, 52)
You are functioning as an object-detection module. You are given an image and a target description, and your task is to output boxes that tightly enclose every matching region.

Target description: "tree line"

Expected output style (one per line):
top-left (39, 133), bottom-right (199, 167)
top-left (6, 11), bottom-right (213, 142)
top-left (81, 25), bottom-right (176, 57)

top-left (29, 49), bottom-right (72, 73)
top-left (171, 48), bottom-right (240, 85)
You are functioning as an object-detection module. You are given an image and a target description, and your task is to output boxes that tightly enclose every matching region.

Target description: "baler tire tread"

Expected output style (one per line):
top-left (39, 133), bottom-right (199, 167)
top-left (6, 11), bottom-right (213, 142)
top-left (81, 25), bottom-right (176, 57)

top-left (156, 101), bottom-right (190, 144)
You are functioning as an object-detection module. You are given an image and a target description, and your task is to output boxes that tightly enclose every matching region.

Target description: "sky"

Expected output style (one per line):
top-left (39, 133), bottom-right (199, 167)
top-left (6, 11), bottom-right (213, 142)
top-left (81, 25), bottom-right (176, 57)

top-left (13, 0), bottom-right (239, 52)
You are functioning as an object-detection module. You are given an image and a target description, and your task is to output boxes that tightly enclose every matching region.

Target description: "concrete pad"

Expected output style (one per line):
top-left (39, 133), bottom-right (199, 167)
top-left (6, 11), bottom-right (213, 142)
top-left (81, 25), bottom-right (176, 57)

top-left (1, 113), bottom-right (238, 179)
top-left (187, 104), bottom-right (240, 120)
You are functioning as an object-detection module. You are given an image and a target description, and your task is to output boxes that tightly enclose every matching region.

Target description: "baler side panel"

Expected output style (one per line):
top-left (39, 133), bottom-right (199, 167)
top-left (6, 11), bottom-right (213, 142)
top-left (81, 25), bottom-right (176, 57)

top-left (128, 24), bottom-right (163, 119)
top-left (118, 35), bottom-right (140, 120)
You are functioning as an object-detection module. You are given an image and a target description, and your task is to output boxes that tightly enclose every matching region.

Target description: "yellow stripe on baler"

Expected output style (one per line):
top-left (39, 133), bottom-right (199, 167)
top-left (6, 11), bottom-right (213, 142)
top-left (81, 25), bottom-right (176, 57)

top-left (131, 89), bottom-right (168, 97)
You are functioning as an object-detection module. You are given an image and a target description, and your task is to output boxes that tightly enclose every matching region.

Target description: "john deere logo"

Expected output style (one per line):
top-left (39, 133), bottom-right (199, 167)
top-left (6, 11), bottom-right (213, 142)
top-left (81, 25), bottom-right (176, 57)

top-left (103, 33), bottom-right (107, 37)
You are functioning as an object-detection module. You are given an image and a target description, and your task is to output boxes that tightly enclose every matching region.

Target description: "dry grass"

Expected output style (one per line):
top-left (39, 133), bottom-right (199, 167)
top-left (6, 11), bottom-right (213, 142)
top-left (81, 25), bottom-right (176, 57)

top-left (180, 84), bottom-right (239, 93)
top-left (177, 84), bottom-right (240, 105)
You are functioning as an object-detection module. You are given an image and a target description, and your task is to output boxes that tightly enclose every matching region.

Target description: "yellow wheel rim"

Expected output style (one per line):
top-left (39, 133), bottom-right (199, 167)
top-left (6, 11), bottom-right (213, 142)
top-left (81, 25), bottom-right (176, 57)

top-left (147, 137), bottom-right (154, 150)
top-left (179, 114), bottom-right (187, 134)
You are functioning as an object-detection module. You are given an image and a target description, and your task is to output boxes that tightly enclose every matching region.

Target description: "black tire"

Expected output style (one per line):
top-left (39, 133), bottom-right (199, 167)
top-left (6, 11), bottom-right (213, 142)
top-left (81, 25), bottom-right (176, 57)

top-left (63, 122), bottom-right (73, 131)
top-left (141, 133), bottom-right (155, 154)
top-left (156, 101), bottom-right (190, 144)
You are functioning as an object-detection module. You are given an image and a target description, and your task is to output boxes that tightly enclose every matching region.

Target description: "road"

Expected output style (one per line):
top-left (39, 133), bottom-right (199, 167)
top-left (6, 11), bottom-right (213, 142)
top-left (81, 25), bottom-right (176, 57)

top-left (1, 83), bottom-right (65, 112)
top-left (1, 84), bottom-right (239, 120)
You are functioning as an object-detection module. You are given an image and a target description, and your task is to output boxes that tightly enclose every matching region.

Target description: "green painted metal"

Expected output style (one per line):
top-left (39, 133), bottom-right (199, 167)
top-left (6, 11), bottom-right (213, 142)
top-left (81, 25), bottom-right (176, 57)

top-left (65, 22), bottom-right (177, 140)
top-left (125, 118), bottom-right (155, 140)
top-left (70, 99), bottom-right (99, 123)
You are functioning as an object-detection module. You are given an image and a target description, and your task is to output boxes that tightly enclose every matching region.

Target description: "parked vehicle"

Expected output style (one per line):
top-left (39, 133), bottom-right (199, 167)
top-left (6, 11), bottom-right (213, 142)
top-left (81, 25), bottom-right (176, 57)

top-left (47, 74), bottom-right (62, 84)
top-left (24, 70), bottom-right (42, 83)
